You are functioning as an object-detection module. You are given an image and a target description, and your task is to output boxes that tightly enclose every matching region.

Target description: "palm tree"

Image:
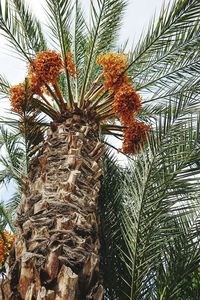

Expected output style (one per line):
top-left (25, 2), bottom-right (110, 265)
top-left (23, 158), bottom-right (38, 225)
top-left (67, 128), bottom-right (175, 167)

top-left (0, 0), bottom-right (200, 299)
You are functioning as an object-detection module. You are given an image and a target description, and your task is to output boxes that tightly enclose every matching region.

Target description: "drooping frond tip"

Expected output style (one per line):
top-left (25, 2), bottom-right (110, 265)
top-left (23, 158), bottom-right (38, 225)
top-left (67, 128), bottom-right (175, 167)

top-left (9, 51), bottom-right (150, 155)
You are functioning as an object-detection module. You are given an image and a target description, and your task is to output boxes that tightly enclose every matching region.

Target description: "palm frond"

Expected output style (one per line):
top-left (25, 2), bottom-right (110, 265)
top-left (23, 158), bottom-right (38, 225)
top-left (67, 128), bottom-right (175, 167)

top-left (79, 0), bottom-right (126, 105)
top-left (127, 0), bottom-right (200, 107)
top-left (0, 74), bottom-right (10, 99)
top-left (0, 126), bottom-right (28, 217)
top-left (73, 0), bottom-right (87, 100)
top-left (0, 0), bottom-right (33, 61)
top-left (5, 189), bottom-right (22, 218)
top-left (12, 0), bottom-right (47, 53)
top-left (0, 126), bottom-right (27, 186)
top-left (0, 202), bottom-right (14, 232)
top-left (17, 110), bottom-right (49, 160)
top-left (118, 93), bottom-right (200, 299)
top-left (45, 0), bottom-right (73, 106)
top-left (153, 215), bottom-right (200, 300)
top-left (99, 153), bottom-right (129, 299)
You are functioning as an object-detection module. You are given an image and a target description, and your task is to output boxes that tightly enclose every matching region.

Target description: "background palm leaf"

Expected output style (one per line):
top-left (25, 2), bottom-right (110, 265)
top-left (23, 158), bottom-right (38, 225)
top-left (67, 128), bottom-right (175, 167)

top-left (0, 202), bottom-right (14, 232)
top-left (0, 126), bottom-right (27, 186)
top-left (0, 127), bottom-right (26, 225)
top-left (12, 0), bottom-right (47, 53)
top-left (100, 153), bottom-right (129, 299)
top-left (127, 0), bottom-right (200, 108)
top-left (0, 0), bottom-right (36, 61)
top-left (153, 216), bottom-right (200, 299)
top-left (0, 75), bottom-right (10, 99)
top-left (117, 93), bottom-right (200, 299)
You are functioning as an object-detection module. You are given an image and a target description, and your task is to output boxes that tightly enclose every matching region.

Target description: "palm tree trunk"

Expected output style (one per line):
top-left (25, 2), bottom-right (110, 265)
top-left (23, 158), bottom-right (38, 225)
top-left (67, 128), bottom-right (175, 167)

top-left (2, 114), bottom-right (105, 300)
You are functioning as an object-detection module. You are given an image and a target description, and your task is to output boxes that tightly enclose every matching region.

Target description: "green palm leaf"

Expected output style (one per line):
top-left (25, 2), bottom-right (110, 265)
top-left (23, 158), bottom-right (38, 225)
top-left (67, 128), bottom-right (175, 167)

top-left (73, 0), bottom-right (87, 99)
top-left (0, 126), bottom-right (27, 186)
top-left (119, 93), bottom-right (200, 299)
top-left (79, 0), bottom-right (126, 104)
top-left (0, 0), bottom-right (33, 61)
top-left (0, 75), bottom-right (10, 99)
top-left (0, 202), bottom-right (14, 232)
top-left (127, 0), bottom-right (200, 107)
top-left (154, 216), bottom-right (200, 300)
top-left (12, 0), bottom-right (47, 53)
top-left (45, 0), bottom-right (73, 105)
top-left (100, 153), bottom-right (129, 299)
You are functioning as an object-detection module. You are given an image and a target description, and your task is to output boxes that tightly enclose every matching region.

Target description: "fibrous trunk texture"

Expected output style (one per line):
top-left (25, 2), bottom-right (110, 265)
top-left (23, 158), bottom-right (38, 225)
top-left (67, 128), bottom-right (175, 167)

top-left (1, 115), bottom-right (105, 300)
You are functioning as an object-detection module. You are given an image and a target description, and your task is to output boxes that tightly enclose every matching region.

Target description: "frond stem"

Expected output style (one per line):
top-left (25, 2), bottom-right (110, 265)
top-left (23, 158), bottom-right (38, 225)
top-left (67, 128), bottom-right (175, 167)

top-left (84, 73), bottom-right (104, 100)
top-left (79, 0), bottom-right (105, 106)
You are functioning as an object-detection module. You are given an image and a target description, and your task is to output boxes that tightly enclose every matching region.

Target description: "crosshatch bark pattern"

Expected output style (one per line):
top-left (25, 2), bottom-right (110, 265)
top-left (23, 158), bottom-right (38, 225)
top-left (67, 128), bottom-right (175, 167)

top-left (1, 115), bottom-right (105, 300)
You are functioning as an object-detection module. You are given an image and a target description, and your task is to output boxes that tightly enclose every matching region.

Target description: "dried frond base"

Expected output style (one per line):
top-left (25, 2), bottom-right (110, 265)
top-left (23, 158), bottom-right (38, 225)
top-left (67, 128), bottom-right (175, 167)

top-left (2, 116), bottom-right (105, 300)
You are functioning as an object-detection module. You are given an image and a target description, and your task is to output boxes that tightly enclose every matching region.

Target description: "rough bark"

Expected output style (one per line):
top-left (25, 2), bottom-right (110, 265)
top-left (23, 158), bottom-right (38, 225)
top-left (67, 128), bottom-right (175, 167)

top-left (1, 115), bottom-right (105, 300)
